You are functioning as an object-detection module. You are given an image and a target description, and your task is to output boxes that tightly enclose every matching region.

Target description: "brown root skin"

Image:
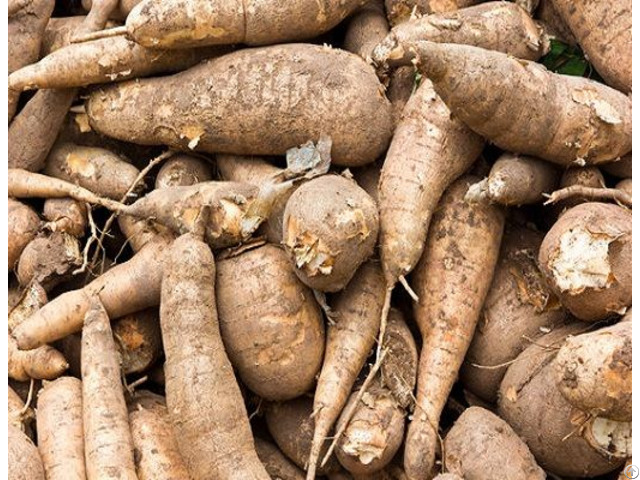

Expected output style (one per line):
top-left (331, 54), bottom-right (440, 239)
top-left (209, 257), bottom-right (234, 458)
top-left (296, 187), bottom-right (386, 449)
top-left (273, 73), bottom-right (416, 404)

top-left (545, 186), bottom-right (632, 209)
top-left (335, 383), bottom-right (405, 476)
top-left (353, 162), bottom-right (382, 205)
top-left (41, 16), bottom-right (119, 56)
top-left (8, 386), bottom-right (34, 435)
top-left (117, 215), bottom-right (174, 253)
top-left (465, 153), bottom-right (559, 206)
top-left (9, 425), bottom-right (45, 480)
top-left (10, 36), bottom-right (226, 91)
top-left (8, 282), bottom-right (67, 381)
top-left (129, 403), bottom-right (190, 480)
top-left (13, 236), bottom-right (170, 350)
top-left (380, 308), bottom-right (418, 409)
top-left (408, 41), bottom-right (632, 166)
top-left (308, 260), bottom-right (386, 478)
top-left (8, 199), bottom-right (42, 271)
top-left (460, 224), bottom-right (567, 404)
top-left (44, 142), bottom-right (141, 200)
top-left (284, 175), bottom-right (379, 292)
top-left (43, 198), bottom-right (87, 238)
top-left (405, 175), bottom-right (504, 480)
top-left (82, 0), bottom-right (142, 21)
top-left (616, 178), bottom-right (632, 200)
top-left (8, 168), bottom-right (125, 212)
top-left (555, 320), bottom-right (631, 421)
top-left (498, 324), bottom-right (624, 477)
top-left (8, 0), bottom-right (54, 75)
top-left (343, 0), bottom-right (390, 61)
top-left (121, 181), bottom-right (262, 249)
top-left (217, 154), bottom-right (290, 244)
top-left (125, 0), bottom-right (366, 49)
top-left (443, 407), bottom-right (545, 479)
top-left (538, 202), bottom-right (632, 321)
top-left (8, 0), bottom-right (54, 121)
top-left (378, 79), bottom-right (483, 287)
top-left (216, 244), bottom-right (325, 401)
top-left (535, 0), bottom-right (577, 46)
top-left (386, 66), bottom-right (416, 127)
top-left (385, 0), bottom-right (461, 26)
top-left (85, 44), bottom-right (393, 167)
top-left (9, 2), bottom-right (115, 171)
top-left (601, 153), bottom-right (632, 178)
top-left (374, 1), bottom-right (548, 69)
top-left (82, 301), bottom-right (137, 480)
top-left (155, 154), bottom-right (213, 189)
top-left (113, 308), bottom-right (162, 375)
top-left (16, 232), bottom-right (82, 290)
top-left (161, 234), bottom-right (269, 480)
top-left (266, 397), bottom-right (342, 476)
top-left (255, 437), bottom-right (306, 480)
top-left (552, 0), bottom-right (631, 93)
top-left (37, 377), bottom-right (85, 480)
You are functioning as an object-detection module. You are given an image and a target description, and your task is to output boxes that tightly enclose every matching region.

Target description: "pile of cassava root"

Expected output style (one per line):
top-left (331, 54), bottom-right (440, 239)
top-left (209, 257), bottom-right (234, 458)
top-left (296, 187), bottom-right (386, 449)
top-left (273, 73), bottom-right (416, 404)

top-left (7, 0), bottom-right (632, 479)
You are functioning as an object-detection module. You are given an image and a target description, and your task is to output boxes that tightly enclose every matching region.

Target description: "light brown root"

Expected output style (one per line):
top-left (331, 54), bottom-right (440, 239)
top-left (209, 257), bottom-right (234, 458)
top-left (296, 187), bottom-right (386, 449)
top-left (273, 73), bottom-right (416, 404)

top-left (20, 379), bottom-right (35, 417)
top-left (70, 25), bottom-right (127, 44)
top-left (544, 186), bottom-right (632, 208)
top-left (398, 275), bottom-right (419, 301)
top-left (320, 348), bottom-right (388, 468)
top-left (375, 287), bottom-right (393, 361)
top-left (86, 150), bottom-right (175, 273)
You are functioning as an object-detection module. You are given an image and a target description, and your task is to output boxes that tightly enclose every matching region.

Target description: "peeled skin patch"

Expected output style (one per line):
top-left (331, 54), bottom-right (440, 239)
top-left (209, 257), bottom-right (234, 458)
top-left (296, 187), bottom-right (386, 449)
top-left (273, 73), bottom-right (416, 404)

top-left (586, 417), bottom-right (631, 458)
top-left (549, 227), bottom-right (616, 294)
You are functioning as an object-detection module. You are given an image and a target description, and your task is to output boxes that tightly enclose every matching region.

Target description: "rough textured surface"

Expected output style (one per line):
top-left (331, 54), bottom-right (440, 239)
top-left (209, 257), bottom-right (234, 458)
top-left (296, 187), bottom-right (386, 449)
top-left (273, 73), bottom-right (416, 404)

top-left (374, 2), bottom-right (548, 68)
top-left (10, 36), bottom-right (224, 91)
top-left (8, 198), bottom-right (41, 270)
top-left (336, 384), bottom-right (405, 475)
top-left (216, 244), bottom-right (325, 400)
top-left (405, 175), bottom-right (504, 479)
top-left (308, 260), bottom-right (386, 477)
top-left (16, 232), bottom-right (82, 290)
top-left (378, 79), bottom-right (483, 285)
top-left (283, 175), bottom-right (379, 291)
top-left (37, 377), bottom-right (85, 480)
top-left (86, 44), bottom-right (393, 167)
top-left (44, 142), bottom-right (140, 200)
top-left (601, 153), bottom-right (632, 178)
top-left (535, 0), bottom-right (576, 46)
top-left (555, 320), bottom-right (631, 421)
top-left (443, 407), bottom-right (545, 480)
top-left (126, 0), bottom-right (367, 48)
top-left (266, 397), bottom-right (342, 475)
top-left (155, 154), bottom-right (213, 188)
top-left (8, 0), bottom-right (54, 121)
top-left (344, 0), bottom-right (390, 61)
top-left (82, 301), bottom-right (137, 480)
top-left (129, 403), bottom-right (190, 480)
top-left (161, 234), bottom-right (269, 480)
top-left (113, 308), bottom-right (162, 375)
top-left (460, 225), bottom-right (567, 403)
top-left (498, 324), bottom-right (624, 477)
top-left (380, 308), bottom-right (418, 409)
top-left (254, 437), bottom-right (306, 480)
top-left (8, 424), bottom-right (45, 480)
top-left (13, 237), bottom-right (170, 349)
top-left (539, 202), bottom-right (632, 321)
top-left (43, 198), bottom-right (87, 237)
top-left (216, 154), bottom-right (289, 244)
top-left (465, 153), bottom-right (559, 206)
top-left (551, 0), bottom-right (631, 92)
top-left (385, 0), bottom-right (471, 25)
top-left (410, 42), bottom-right (632, 166)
